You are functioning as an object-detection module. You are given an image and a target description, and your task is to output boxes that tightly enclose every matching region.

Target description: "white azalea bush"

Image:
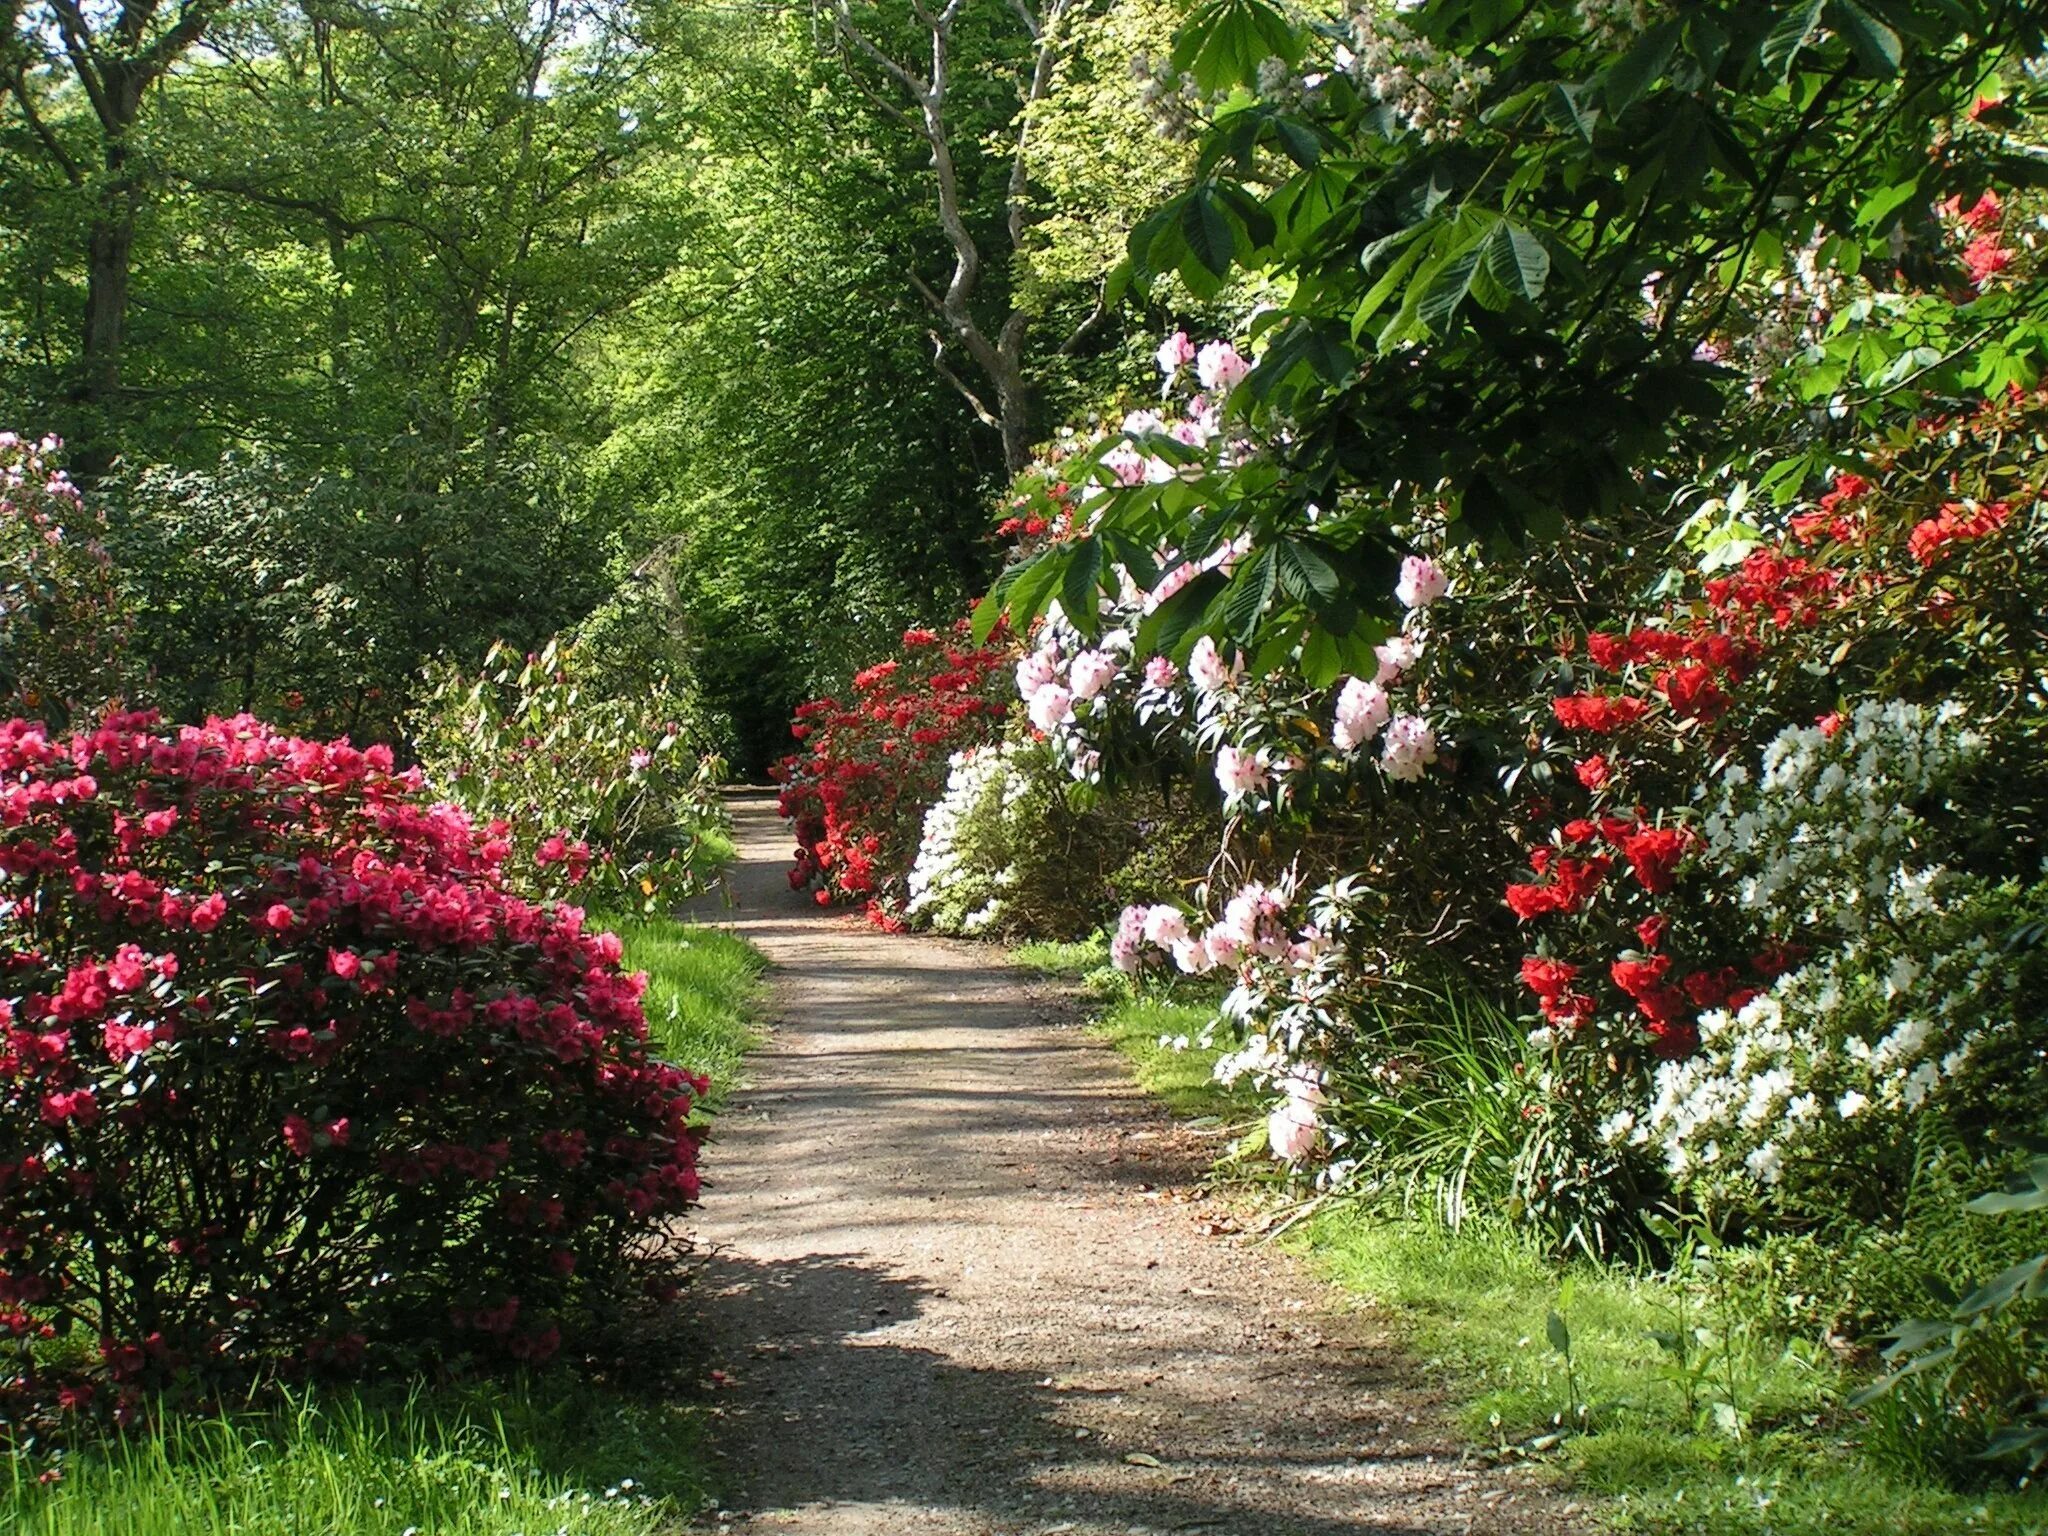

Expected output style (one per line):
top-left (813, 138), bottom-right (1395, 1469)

top-left (1622, 701), bottom-right (2048, 1222)
top-left (906, 741), bottom-right (1036, 935)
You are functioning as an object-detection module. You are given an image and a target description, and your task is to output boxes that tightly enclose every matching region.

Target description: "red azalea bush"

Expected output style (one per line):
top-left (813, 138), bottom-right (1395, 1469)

top-left (1509, 383), bottom-right (2047, 1081)
top-left (0, 711), bottom-right (707, 1415)
top-left (775, 620), bottom-right (1016, 910)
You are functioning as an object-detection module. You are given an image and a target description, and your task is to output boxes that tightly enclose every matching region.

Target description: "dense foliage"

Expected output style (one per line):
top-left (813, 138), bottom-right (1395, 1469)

top-left (414, 586), bottom-right (730, 914)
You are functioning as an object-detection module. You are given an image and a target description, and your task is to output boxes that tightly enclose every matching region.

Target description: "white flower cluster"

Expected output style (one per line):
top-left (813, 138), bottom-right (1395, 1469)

top-left (1572, 0), bottom-right (1666, 49)
top-left (1626, 698), bottom-right (2003, 1199)
top-left (905, 742), bottom-right (1038, 935)
top-left (1631, 898), bottom-right (2001, 1190)
top-left (1701, 698), bottom-right (1985, 931)
top-left (1340, 6), bottom-right (1491, 142)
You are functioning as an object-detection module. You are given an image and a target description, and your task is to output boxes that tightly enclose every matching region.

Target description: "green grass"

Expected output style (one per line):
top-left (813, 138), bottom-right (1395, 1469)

top-left (1, 914), bottom-right (766, 1534)
top-left (1, 1382), bottom-right (708, 1535)
top-left (1064, 967), bottom-right (2048, 1536)
top-left (609, 915), bottom-right (766, 1108)
top-left (1292, 1210), bottom-right (2048, 1534)
top-left (1011, 934), bottom-right (1111, 977)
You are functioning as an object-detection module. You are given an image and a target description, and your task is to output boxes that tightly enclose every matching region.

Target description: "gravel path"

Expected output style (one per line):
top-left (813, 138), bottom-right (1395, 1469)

top-left (678, 790), bottom-right (1563, 1536)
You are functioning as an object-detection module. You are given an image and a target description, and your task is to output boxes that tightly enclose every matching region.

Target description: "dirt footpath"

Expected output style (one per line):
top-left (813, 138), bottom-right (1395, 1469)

top-left (678, 790), bottom-right (1563, 1536)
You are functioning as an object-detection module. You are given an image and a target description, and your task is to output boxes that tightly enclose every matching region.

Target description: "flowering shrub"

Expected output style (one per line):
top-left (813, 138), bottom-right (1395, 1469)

top-left (0, 434), bottom-right (135, 725)
top-left (415, 614), bottom-right (728, 913)
top-left (906, 734), bottom-right (1189, 939)
top-left (0, 712), bottom-right (708, 1413)
top-left (776, 620), bottom-right (1016, 909)
top-left (906, 742), bottom-right (1036, 935)
top-left (1621, 705), bottom-right (2046, 1222)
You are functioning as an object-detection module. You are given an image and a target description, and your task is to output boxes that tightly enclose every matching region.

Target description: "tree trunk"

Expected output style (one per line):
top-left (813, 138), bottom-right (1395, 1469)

top-left (74, 197), bottom-right (134, 476)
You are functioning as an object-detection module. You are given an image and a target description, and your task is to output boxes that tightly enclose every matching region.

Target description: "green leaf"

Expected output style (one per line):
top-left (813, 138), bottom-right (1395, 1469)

top-left (1274, 538), bottom-right (1342, 603)
top-left (1181, 186), bottom-right (1241, 280)
top-left (1172, 0), bottom-right (1300, 92)
top-left (1353, 235), bottom-right (1433, 340)
top-left (1300, 626), bottom-right (1342, 686)
top-left (1003, 551), bottom-right (1065, 629)
top-left (1545, 1309), bottom-right (1572, 1357)
top-left (1828, 0), bottom-right (1902, 75)
top-left (1271, 114), bottom-right (1323, 168)
top-left (970, 586), bottom-right (1006, 645)
top-left (1481, 219), bottom-right (1551, 304)
top-left (1855, 176), bottom-right (1922, 231)
top-left (1060, 536), bottom-right (1103, 636)
top-left (1954, 1255), bottom-right (2048, 1320)
top-left (1761, 0), bottom-right (1827, 80)
top-left (1417, 244), bottom-right (1482, 333)
top-left (1604, 20), bottom-right (1682, 113)
top-left (1543, 81), bottom-right (1600, 141)
top-left (1219, 545), bottom-right (1278, 639)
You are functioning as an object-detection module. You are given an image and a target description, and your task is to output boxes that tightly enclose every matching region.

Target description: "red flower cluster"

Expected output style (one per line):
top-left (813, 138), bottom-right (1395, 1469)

top-left (1908, 500), bottom-right (2011, 567)
top-left (1, 710), bottom-right (709, 1412)
top-left (776, 619), bottom-right (1016, 905)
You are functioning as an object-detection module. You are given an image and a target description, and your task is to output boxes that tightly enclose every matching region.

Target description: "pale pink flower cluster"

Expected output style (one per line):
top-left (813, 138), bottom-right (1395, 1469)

top-left (1331, 677), bottom-right (1390, 751)
top-left (1154, 329), bottom-right (1196, 382)
top-left (1267, 1069), bottom-right (1327, 1162)
top-left (1196, 340), bottom-right (1250, 395)
top-left (1144, 655), bottom-right (1180, 689)
top-left (1214, 743), bottom-right (1270, 800)
top-left (1188, 635), bottom-right (1243, 694)
top-left (1395, 555), bottom-right (1447, 609)
top-left (1069, 650), bottom-right (1119, 700)
top-left (1027, 683), bottom-right (1072, 733)
top-left (1373, 633), bottom-right (1422, 684)
top-left (1380, 714), bottom-right (1438, 781)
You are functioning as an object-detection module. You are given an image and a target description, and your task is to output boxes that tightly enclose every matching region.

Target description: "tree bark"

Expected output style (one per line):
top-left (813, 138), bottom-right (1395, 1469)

top-left (821, 0), bottom-right (1076, 477)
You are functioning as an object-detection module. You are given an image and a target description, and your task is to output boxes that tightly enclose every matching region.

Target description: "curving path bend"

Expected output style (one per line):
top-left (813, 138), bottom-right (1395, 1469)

top-left (678, 790), bottom-right (1563, 1536)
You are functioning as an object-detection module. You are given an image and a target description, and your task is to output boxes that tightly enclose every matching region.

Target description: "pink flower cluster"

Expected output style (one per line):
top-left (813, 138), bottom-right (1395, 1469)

top-left (1, 709), bottom-right (710, 1407)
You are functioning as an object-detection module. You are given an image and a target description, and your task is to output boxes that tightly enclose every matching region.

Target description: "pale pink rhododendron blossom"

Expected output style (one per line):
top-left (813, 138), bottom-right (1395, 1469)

top-left (1381, 714), bottom-right (1439, 782)
top-left (1332, 677), bottom-right (1390, 751)
top-left (1215, 743), bottom-right (1268, 798)
top-left (1069, 650), bottom-right (1119, 701)
top-left (1267, 1072), bottom-right (1326, 1163)
top-left (1140, 904), bottom-right (1189, 948)
top-left (1144, 655), bottom-right (1180, 689)
top-left (1016, 650), bottom-right (1058, 699)
top-left (1196, 340), bottom-right (1250, 394)
top-left (1027, 683), bottom-right (1073, 733)
top-left (1395, 555), bottom-right (1448, 609)
top-left (1103, 444), bottom-right (1146, 487)
top-left (1110, 903), bottom-right (1149, 972)
top-left (1188, 635), bottom-right (1240, 694)
top-left (1373, 634), bottom-right (1422, 684)
top-left (1155, 329), bottom-right (1195, 380)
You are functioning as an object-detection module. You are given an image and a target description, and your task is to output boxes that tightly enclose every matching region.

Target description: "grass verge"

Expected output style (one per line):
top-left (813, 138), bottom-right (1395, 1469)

top-left (1059, 962), bottom-right (2048, 1536)
top-left (609, 914), bottom-right (766, 1109)
top-left (3, 913), bottom-right (766, 1533)
top-left (4, 1382), bottom-right (708, 1535)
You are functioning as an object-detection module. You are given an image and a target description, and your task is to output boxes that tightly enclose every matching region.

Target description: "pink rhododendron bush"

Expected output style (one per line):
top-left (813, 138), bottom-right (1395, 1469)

top-left (0, 711), bottom-right (706, 1417)
top-left (0, 435), bottom-right (136, 725)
